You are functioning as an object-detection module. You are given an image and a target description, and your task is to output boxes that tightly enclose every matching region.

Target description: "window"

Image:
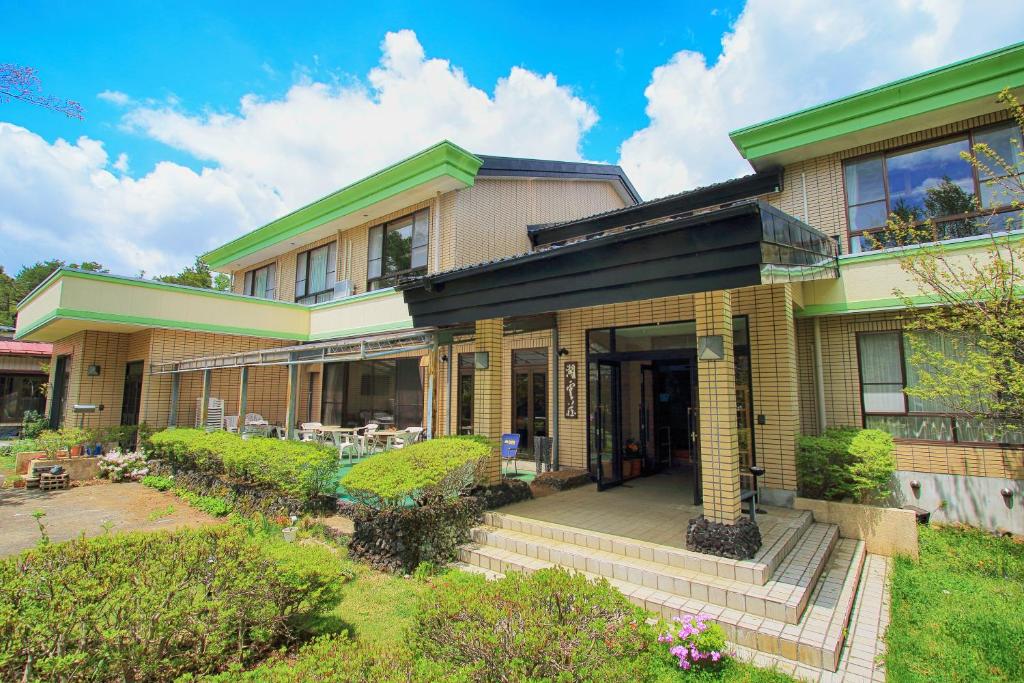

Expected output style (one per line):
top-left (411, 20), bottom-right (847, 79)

top-left (242, 263), bottom-right (277, 300)
top-left (856, 330), bottom-right (1023, 445)
top-left (457, 353), bottom-right (475, 435)
top-left (295, 242), bottom-right (337, 304)
top-left (844, 122), bottom-right (1024, 253)
top-left (367, 209), bottom-right (429, 290)
top-left (320, 358), bottom-right (423, 429)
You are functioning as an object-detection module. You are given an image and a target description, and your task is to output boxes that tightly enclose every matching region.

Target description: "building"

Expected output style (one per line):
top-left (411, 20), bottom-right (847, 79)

top-left (0, 328), bottom-right (50, 437)
top-left (15, 43), bottom-right (1023, 538)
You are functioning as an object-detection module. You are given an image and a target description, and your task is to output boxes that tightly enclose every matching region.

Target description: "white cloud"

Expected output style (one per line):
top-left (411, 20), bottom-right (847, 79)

top-left (97, 90), bottom-right (132, 106)
top-left (619, 0), bottom-right (1024, 199)
top-left (0, 123), bottom-right (283, 276)
top-left (0, 30), bottom-right (596, 276)
top-left (121, 29), bottom-right (597, 209)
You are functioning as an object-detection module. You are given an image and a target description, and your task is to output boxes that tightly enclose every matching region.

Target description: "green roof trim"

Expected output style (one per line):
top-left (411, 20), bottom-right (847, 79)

top-left (16, 308), bottom-right (308, 342)
top-left (17, 268), bottom-right (306, 312)
top-left (730, 41), bottom-right (1024, 162)
top-left (203, 141), bottom-right (484, 269)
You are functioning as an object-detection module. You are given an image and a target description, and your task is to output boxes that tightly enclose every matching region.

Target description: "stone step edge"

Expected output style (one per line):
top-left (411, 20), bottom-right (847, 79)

top-left (456, 538), bottom-right (866, 672)
top-left (469, 522), bottom-right (839, 624)
top-left (482, 509), bottom-right (814, 586)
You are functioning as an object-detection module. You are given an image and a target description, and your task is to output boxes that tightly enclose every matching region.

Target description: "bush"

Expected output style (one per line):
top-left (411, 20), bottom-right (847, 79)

top-left (413, 568), bottom-right (660, 681)
top-left (147, 429), bottom-right (340, 502)
top-left (21, 410), bottom-right (47, 439)
top-left (343, 496), bottom-right (482, 573)
top-left (0, 525), bottom-right (350, 682)
top-left (35, 427), bottom-right (88, 458)
top-left (341, 436), bottom-right (491, 509)
top-left (177, 489), bottom-right (233, 516)
top-left (797, 428), bottom-right (896, 503)
top-left (98, 450), bottom-right (149, 482)
top-left (141, 473), bottom-right (175, 491)
top-left (657, 613), bottom-right (728, 671)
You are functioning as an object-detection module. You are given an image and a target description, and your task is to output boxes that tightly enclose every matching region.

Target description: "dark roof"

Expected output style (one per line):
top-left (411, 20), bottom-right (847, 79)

top-left (527, 169), bottom-right (783, 247)
top-left (398, 200), bottom-right (838, 327)
top-left (476, 154), bottom-right (642, 204)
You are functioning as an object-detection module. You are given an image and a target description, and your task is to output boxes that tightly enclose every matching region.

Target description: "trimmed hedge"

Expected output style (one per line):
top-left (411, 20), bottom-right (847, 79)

top-left (0, 525), bottom-right (351, 682)
top-left (147, 429), bottom-right (340, 503)
top-left (341, 496), bottom-right (482, 573)
top-left (341, 436), bottom-right (491, 508)
top-left (797, 428), bottom-right (896, 503)
top-left (414, 568), bottom-right (662, 681)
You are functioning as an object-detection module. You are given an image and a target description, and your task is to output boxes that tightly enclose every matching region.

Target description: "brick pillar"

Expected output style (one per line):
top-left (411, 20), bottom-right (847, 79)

top-left (473, 318), bottom-right (504, 484)
top-left (696, 290), bottom-right (742, 525)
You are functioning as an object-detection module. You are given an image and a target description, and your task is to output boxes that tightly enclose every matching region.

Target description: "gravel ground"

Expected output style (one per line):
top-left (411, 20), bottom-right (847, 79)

top-left (0, 481), bottom-right (219, 557)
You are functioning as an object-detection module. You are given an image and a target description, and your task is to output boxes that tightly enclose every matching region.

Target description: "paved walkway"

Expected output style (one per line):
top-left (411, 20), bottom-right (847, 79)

top-left (733, 554), bottom-right (891, 682)
top-left (0, 482), bottom-right (218, 557)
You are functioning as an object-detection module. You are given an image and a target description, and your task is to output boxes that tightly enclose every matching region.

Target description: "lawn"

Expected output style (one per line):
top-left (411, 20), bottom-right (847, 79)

top-left (886, 524), bottom-right (1024, 682)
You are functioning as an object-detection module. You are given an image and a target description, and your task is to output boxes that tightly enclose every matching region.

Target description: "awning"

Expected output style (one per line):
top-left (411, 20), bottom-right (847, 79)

top-left (150, 328), bottom-right (435, 375)
top-left (398, 200), bottom-right (839, 328)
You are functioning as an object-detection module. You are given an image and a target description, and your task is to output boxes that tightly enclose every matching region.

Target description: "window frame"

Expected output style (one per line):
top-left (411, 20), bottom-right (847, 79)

top-left (855, 329), bottom-right (1022, 448)
top-left (367, 208), bottom-right (429, 291)
top-left (242, 262), bottom-right (277, 300)
top-left (842, 121), bottom-right (1024, 254)
top-left (295, 241), bottom-right (338, 304)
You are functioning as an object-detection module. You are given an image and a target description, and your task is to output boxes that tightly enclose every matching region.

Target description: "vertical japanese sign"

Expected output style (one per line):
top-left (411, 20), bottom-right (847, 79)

top-left (563, 361), bottom-right (578, 418)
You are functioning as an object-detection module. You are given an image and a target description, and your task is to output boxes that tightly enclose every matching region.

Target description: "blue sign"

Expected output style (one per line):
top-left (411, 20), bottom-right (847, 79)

top-left (501, 433), bottom-right (521, 459)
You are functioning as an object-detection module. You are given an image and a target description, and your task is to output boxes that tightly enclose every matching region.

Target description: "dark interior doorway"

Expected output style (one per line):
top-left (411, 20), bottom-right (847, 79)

top-left (511, 348), bottom-right (548, 454)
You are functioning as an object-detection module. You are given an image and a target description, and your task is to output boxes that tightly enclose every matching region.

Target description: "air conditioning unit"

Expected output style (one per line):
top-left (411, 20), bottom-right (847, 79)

top-left (333, 279), bottom-right (353, 298)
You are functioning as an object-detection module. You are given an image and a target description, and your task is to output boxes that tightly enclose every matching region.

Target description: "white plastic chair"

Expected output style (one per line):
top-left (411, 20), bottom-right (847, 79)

top-left (224, 415), bottom-right (239, 433)
top-left (357, 423), bottom-right (380, 456)
top-left (298, 422), bottom-right (322, 442)
top-left (332, 431), bottom-right (361, 464)
top-left (242, 413), bottom-right (269, 437)
top-left (389, 426), bottom-right (424, 449)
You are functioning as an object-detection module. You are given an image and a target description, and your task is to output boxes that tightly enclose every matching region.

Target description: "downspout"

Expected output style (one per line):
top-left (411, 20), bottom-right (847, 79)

top-left (447, 342), bottom-right (454, 436)
top-left (432, 194), bottom-right (441, 274)
top-left (551, 326), bottom-right (559, 471)
top-left (813, 317), bottom-right (827, 433)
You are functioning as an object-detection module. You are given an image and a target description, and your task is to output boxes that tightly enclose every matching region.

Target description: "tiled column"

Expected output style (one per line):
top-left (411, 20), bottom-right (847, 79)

top-left (696, 290), bottom-right (742, 525)
top-left (473, 318), bottom-right (504, 484)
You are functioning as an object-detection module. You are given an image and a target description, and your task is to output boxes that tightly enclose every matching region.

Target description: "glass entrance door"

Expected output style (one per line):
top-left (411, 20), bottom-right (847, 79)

top-left (589, 360), bottom-right (622, 490)
top-left (512, 349), bottom-right (548, 453)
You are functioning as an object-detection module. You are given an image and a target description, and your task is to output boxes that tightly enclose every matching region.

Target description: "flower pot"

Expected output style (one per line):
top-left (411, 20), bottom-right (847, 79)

top-left (70, 445), bottom-right (84, 457)
top-left (281, 527), bottom-right (298, 543)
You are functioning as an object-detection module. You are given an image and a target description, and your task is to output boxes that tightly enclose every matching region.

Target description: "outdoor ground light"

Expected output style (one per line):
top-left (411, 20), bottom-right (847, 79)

top-left (1000, 487), bottom-right (1013, 500)
top-left (697, 335), bottom-right (724, 361)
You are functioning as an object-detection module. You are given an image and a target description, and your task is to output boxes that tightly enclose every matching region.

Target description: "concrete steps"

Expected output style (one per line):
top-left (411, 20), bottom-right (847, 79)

top-left (480, 509), bottom-right (812, 585)
top-left (458, 512), bottom-right (866, 672)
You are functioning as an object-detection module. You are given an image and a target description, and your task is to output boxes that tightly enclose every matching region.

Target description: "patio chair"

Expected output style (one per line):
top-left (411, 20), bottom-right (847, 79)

top-left (331, 431), bottom-right (360, 464)
top-left (297, 422), bottom-right (322, 442)
top-left (242, 413), bottom-right (270, 437)
top-left (389, 426), bottom-right (424, 449)
top-left (356, 423), bottom-right (381, 455)
top-left (224, 415), bottom-right (239, 433)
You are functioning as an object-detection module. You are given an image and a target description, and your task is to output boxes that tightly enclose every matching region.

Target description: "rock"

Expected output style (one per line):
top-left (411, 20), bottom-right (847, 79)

top-left (685, 515), bottom-right (762, 560)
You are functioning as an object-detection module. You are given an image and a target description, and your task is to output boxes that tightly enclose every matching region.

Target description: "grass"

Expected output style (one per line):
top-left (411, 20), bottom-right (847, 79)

top-left (886, 524), bottom-right (1024, 682)
top-left (326, 561), bottom-right (431, 647)
top-left (0, 452), bottom-right (15, 477)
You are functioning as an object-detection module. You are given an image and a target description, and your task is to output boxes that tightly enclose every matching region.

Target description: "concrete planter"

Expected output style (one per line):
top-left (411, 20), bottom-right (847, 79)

top-left (794, 497), bottom-right (919, 559)
top-left (18, 456), bottom-right (101, 481)
top-left (14, 451), bottom-right (48, 475)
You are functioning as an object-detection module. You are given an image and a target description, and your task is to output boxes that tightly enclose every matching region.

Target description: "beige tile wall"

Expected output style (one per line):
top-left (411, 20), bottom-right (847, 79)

top-left (764, 110), bottom-right (1014, 249)
top-left (795, 310), bottom-right (1024, 479)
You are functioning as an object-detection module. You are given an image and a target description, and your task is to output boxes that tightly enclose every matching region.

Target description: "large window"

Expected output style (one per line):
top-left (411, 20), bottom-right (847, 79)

top-left (856, 330), bottom-right (1023, 445)
top-left (320, 358), bottom-right (423, 429)
top-left (242, 263), bottom-right (277, 300)
top-left (844, 122), bottom-right (1024, 253)
top-left (0, 373), bottom-right (47, 425)
top-left (367, 209), bottom-right (429, 290)
top-left (295, 242), bottom-right (338, 304)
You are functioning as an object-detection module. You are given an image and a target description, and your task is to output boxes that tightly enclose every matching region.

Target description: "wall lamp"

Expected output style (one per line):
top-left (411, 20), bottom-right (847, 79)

top-left (558, 348), bottom-right (570, 357)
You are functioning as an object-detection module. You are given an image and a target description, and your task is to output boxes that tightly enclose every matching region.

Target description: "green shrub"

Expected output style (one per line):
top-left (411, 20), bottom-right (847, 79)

top-left (797, 428), bottom-right (895, 502)
top-left (0, 525), bottom-right (350, 682)
top-left (0, 438), bottom-right (41, 459)
top-left (193, 634), bottom-right (436, 682)
top-left (147, 429), bottom-right (340, 502)
top-left (413, 568), bottom-right (660, 681)
top-left (142, 473), bottom-right (175, 491)
top-left (177, 489), bottom-right (233, 516)
top-left (341, 436), bottom-right (491, 508)
top-left (35, 427), bottom-right (89, 458)
top-left (20, 410), bottom-right (47, 439)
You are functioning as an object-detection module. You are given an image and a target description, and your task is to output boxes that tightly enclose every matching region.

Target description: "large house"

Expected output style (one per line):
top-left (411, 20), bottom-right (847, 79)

top-left (16, 41), bottom-right (1024, 672)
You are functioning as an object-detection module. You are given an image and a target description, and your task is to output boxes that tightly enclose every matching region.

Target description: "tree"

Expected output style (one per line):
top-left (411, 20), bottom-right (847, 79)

top-left (0, 64), bottom-right (84, 119)
top-left (885, 88), bottom-right (1024, 435)
top-left (155, 256), bottom-right (228, 290)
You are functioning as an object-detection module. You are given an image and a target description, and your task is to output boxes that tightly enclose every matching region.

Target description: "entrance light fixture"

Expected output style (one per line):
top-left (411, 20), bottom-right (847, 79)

top-left (697, 335), bottom-right (724, 361)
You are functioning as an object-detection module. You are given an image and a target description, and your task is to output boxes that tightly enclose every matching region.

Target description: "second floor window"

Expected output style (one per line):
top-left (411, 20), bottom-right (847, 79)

top-left (295, 242), bottom-right (337, 304)
top-left (367, 209), bottom-right (429, 291)
top-left (844, 121), bottom-right (1023, 253)
top-left (242, 263), bottom-right (276, 300)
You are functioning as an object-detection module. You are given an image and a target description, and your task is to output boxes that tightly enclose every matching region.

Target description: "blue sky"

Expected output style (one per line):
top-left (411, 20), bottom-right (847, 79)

top-left (1, 1), bottom-right (1022, 277)
top-left (4, 1), bottom-right (741, 176)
